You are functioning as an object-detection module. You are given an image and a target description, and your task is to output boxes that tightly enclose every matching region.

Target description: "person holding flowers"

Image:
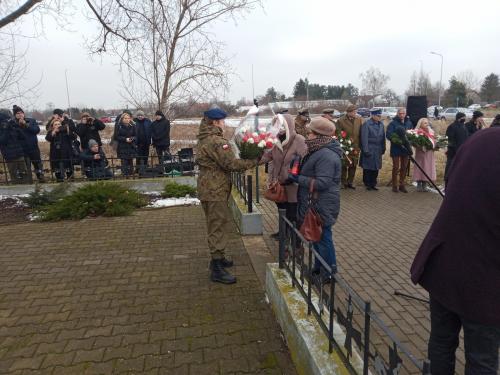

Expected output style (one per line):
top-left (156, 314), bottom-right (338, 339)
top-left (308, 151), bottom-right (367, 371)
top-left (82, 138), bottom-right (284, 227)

top-left (261, 114), bottom-right (307, 240)
top-left (386, 108), bottom-right (413, 193)
top-left (337, 105), bottom-right (363, 189)
top-left (412, 118), bottom-right (436, 192)
top-left (196, 108), bottom-right (259, 285)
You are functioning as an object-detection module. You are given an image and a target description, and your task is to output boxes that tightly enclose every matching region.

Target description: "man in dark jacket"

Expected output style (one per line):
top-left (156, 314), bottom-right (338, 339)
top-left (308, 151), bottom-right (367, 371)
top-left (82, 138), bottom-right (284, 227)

top-left (151, 110), bottom-right (171, 167)
top-left (11, 105), bottom-right (44, 182)
top-left (0, 109), bottom-right (30, 183)
top-left (80, 139), bottom-right (113, 180)
top-left (360, 109), bottom-right (386, 190)
top-left (386, 108), bottom-right (413, 193)
top-left (444, 112), bottom-right (468, 184)
top-left (465, 110), bottom-right (484, 136)
top-left (134, 110), bottom-right (152, 169)
top-left (76, 112), bottom-right (106, 151)
top-left (410, 128), bottom-right (500, 375)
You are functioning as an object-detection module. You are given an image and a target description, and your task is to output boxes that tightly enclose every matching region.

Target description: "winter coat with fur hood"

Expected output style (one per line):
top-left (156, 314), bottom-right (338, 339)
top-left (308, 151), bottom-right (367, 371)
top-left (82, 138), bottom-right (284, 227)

top-left (261, 114), bottom-right (307, 203)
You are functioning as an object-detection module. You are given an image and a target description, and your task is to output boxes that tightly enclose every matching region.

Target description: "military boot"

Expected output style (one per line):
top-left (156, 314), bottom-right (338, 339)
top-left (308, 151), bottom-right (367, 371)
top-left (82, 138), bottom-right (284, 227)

top-left (210, 259), bottom-right (236, 284)
top-left (220, 257), bottom-right (234, 268)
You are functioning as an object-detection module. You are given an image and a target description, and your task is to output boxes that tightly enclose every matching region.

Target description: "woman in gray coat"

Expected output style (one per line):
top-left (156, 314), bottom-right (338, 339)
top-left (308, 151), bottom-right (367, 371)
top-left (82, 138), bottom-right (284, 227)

top-left (360, 109), bottom-right (386, 190)
top-left (289, 117), bottom-right (342, 278)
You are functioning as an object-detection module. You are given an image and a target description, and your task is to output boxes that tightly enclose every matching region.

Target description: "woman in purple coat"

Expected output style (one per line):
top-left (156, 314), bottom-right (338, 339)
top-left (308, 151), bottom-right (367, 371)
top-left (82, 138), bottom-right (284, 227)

top-left (410, 128), bottom-right (500, 375)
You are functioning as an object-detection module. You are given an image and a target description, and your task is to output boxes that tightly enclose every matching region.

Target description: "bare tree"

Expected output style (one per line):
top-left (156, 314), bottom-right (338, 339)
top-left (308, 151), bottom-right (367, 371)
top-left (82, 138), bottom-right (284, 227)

top-left (0, 0), bottom-right (69, 29)
top-left (406, 70), bottom-right (432, 96)
top-left (360, 67), bottom-right (390, 106)
top-left (456, 70), bottom-right (481, 103)
top-left (82, 0), bottom-right (259, 115)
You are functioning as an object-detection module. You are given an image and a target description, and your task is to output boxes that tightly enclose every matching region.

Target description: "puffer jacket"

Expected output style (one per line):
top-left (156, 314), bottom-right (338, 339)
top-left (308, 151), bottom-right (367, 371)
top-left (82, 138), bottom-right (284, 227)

top-left (0, 120), bottom-right (25, 161)
top-left (297, 140), bottom-right (342, 227)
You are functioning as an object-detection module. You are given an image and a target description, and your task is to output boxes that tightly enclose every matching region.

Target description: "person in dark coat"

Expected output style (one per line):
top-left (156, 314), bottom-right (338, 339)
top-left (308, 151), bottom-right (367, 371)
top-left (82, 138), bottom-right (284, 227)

top-left (292, 117), bottom-right (342, 279)
top-left (386, 108), bottom-right (413, 193)
top-left (76, 112), bottom-right (106, 150)
top-left (0, 109), bottom-right (30, 183)
top-left (113, 112), bottom-right (136, 176)
top-left (491, 114), bottom-right (500, 127)
top-left (134, 110), bottom-right (152, 169)
top-left (151, 110), bottom-right (171, 167)
top-left (80, 139), bottom-right (113, 180)
top-left (45, 109), bottom-right (78, 182)
top-left (359, 109), bottom-right (386, 190)
top-left (444, 112), bottom-right (468, 184)
top-left (410, 128), bottom-right (500, 375)
top-left (433, 106), bottom-right (439, 120)
top-left (465, 110), bottom-right (484, 136)
top-left (10, 105), bottom-right (44, 182)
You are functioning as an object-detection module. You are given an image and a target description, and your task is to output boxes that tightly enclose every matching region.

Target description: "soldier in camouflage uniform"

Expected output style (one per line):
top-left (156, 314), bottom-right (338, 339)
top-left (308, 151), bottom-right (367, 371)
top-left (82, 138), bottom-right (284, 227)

top-left (196, 108), bottom-right (256, 284)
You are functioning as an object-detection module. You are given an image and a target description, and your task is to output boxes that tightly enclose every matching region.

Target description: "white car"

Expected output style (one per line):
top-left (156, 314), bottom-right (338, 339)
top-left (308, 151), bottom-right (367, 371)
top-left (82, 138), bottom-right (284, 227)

top-left (371, 107), bottom-right (398, 119)
top-left (439, 107), bottom-right (473, 121)
top-left (468, 104), bottom-right (481, 110)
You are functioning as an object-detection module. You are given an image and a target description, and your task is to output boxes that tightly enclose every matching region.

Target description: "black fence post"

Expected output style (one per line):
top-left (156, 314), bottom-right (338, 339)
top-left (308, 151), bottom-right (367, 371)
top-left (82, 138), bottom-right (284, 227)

top-left (363, 301), bottom-right (371, 375)
top-left (422, 360), bottom-right (431, 375)
top-left (247, 175), bottom-right (252, 213)
top-left (278, 209), bottom-right (286, 269)
top-left (307, 243), bottom-right (313, 315)
top-left (255, 165), bottom-right (260, 204)
top-left (328, 275), bottom-right (336, 353)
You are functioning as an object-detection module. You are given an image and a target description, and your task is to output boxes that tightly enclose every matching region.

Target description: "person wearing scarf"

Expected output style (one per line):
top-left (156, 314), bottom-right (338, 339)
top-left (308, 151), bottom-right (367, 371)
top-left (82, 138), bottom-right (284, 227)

top-left (289, 117), bottom-right (343, 281)
top-left (412, 118), bottom-right (437, 192)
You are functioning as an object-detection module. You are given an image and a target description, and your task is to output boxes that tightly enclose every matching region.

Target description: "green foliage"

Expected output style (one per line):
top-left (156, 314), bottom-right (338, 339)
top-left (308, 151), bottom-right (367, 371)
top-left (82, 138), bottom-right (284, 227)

top-left (444, 77), bottom-right (467, 107)
top-left (20, 183), bottom-right (70, 209)
top-left (480, 73), bottom-right (500, 103)
top-left (161, 182), bottom-right (197, 198)
top-left (37, 182), bottom-right (147, 221)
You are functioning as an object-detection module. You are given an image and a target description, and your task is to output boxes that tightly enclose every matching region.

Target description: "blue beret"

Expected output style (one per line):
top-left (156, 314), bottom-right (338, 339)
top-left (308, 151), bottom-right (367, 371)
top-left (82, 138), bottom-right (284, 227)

top-left (204, 108), bottom-right (227, 120)
top-left (370, 108), bottom-right (382, 115)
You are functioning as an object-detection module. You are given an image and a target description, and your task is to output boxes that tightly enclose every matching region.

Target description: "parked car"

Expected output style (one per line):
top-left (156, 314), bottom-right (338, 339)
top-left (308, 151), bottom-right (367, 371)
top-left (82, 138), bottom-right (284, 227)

top-left (483, 103), bottom-right (497, 109)
top-left (371, 107), bottom-right (398, 119)
top-left (468, 104), bottom-right (482, 110)
top-left (439, 107), bottom-right (473, 121)
top-left (99, 115), bottom-right (116, 123)
top-left (356, 108), bottom-right (371, 117)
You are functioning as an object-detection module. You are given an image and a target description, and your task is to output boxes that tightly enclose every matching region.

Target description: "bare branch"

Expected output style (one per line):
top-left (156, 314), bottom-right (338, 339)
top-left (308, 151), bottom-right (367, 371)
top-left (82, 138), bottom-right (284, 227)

top-left (0, 0), bottom-right (43, 29)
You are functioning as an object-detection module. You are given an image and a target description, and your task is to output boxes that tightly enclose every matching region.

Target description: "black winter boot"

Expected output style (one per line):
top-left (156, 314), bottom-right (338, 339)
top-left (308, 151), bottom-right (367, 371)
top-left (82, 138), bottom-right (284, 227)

top-left (220, 257), bottom-right (234, 268)
top-left (210, 259), bottom-right (236, 284)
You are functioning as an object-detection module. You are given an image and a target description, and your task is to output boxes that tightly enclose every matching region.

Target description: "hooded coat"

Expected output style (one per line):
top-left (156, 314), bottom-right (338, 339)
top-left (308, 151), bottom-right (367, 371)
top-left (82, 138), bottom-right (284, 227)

top-left (260, 114), bottom-right (307, 203)
top-left (359, 118), bottom-right (386, 170)
top-left (410, 128), bottom-right (500, 326)
top-left (134, 117), bottom-right (152, 146)
top-left (196, 119), bottom-right (255, 201)
top-left (151, 115), bottom-right (171, 148)
top-left (297, 140), bottom-right (342, 227)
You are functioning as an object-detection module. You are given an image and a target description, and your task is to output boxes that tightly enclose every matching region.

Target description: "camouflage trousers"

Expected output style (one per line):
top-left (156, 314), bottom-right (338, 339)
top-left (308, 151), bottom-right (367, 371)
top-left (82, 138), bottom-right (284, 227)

top-left (201, 201), bottom-right (230, 260)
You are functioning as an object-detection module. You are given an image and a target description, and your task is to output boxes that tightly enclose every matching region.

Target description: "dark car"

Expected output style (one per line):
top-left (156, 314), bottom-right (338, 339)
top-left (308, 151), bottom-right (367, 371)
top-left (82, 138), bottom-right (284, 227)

top-left (356, 108), bottom-right (371, 117)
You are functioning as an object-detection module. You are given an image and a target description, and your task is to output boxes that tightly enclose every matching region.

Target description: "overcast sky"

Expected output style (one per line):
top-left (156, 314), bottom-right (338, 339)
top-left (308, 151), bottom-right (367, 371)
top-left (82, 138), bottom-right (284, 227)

top-left (11, 0), bottom-right (500, 110)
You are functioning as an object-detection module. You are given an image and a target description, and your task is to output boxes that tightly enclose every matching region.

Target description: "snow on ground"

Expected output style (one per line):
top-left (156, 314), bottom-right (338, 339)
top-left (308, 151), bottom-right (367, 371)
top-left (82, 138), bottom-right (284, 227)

top-left (0, 195), bottom-right (28, 207)
top-left (147, 196), bottom-right (200, 208)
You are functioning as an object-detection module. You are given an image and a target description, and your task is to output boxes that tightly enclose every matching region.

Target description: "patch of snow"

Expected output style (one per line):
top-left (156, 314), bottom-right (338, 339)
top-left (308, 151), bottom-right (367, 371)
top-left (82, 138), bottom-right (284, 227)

top-left (148, 197), bottom-right (200, 208)
top-left (0, 195), bottom-right (28, 207)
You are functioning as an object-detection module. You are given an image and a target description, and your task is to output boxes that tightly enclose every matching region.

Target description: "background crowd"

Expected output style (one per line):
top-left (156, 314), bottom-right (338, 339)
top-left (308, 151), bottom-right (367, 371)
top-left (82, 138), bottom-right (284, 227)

top-left (0, 107), bottom-right (171, 183)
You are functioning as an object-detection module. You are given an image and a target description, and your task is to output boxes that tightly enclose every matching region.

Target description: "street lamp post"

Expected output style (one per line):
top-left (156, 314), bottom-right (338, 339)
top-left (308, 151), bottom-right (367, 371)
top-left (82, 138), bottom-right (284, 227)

top-left (430, 51), bottom-right (443, 107)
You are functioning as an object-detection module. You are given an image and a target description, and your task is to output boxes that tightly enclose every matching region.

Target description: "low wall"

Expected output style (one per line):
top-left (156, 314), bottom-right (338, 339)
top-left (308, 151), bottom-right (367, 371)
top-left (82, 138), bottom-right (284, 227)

top-left (228, 190), bottom-right (262, 235)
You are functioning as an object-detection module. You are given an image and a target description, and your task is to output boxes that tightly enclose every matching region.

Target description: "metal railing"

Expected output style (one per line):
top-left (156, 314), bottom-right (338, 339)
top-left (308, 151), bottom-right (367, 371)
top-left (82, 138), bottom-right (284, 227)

top-left (278, 209), bottom-right (431, 375)
top-left (231, 172), bottom-right (253, 213)
top-left (0, 151), bottom-right (196, 185)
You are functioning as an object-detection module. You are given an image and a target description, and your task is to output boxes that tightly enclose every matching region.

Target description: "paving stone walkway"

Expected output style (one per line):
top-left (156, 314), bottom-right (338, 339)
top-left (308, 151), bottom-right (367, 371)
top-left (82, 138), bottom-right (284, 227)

top-left (0, 206), bottom-right (297, 374)
top-left (259, 185), bottom-right (467, 374)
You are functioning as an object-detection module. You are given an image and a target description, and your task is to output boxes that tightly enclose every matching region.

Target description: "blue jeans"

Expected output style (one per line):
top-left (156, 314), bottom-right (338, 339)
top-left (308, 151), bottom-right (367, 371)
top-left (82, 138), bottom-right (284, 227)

top-left (429, 297), bottom-right (500, 375)
top-left (313, 225), bottom-right (337, 272)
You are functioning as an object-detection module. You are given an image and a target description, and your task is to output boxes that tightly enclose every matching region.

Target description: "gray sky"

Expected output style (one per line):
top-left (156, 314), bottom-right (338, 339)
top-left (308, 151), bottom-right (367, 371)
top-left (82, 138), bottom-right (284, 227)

top-left (12, 0), bottom-right (500, 110)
